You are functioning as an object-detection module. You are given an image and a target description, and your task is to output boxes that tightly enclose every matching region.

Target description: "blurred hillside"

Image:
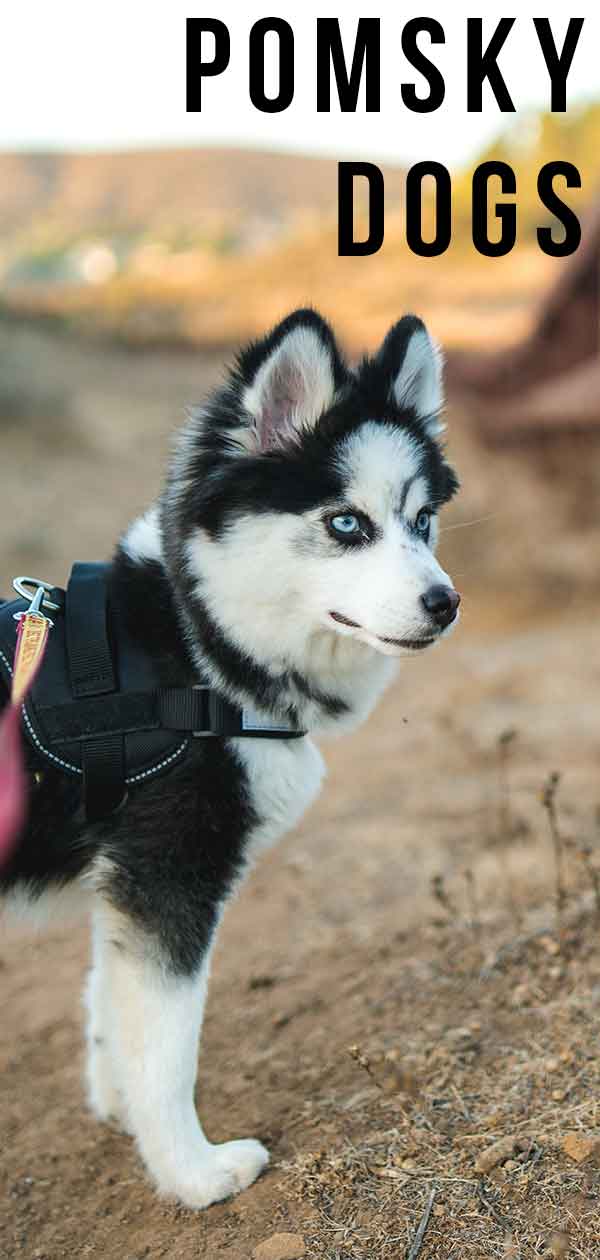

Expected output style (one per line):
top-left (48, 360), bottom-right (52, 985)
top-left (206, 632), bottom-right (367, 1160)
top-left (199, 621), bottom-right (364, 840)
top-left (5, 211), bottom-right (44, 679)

top-left (0, 147), bottom-right (408, 255)
top-left (0, 103), bottom-right (596, 352)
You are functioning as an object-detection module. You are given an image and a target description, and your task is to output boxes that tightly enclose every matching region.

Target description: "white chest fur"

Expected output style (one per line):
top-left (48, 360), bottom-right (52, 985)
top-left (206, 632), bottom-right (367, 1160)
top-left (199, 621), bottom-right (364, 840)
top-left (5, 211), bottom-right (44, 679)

top-left (232, 734), bottom-right (325, 861)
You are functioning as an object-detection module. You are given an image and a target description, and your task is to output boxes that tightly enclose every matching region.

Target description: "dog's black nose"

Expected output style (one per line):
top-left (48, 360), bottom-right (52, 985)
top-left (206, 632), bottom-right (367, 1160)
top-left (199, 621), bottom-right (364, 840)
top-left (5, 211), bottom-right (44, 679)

top-left (421, 585), bottom-right (461, 629)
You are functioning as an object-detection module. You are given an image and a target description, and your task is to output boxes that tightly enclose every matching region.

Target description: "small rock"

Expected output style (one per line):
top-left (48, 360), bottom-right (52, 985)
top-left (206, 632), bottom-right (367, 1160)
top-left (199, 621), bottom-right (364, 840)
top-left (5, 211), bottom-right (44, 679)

top-left (510, 983), bottom-right (532, 1008)
top-left (253, 1233), bottom-right (306, 1260)
top-left (562, 1133), bottom-right (600, 1164)
top-left (446, 1026), bottom-right (474, 1043)
top-left (474, 1135), bottom-right (533, 1174)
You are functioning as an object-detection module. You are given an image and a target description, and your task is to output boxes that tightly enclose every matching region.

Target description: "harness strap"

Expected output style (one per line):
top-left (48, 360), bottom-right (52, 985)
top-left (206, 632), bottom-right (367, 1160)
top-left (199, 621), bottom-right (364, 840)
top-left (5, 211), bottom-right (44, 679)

top-left (65, 564), bottom-right (125, 822)
top-left (66, 563), bottom-right (116, 697)
top-left (37, 687), bottom-right (304, 742)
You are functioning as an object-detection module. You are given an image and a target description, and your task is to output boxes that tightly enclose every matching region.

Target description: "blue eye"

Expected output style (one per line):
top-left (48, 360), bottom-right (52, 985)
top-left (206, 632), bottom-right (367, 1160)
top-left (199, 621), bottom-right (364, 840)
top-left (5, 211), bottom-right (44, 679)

top-left (330, 513), bottom-right (361, 535)
top-left (415, 509), bottom-right (432, 535)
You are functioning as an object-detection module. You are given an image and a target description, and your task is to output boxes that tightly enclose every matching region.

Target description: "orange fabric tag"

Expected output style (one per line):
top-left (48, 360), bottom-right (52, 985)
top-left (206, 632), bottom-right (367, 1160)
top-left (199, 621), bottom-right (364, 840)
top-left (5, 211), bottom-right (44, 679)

top-left (0, 610), bottom-right (51, 863)
top-left (11, 613), bottom-right (50, 705)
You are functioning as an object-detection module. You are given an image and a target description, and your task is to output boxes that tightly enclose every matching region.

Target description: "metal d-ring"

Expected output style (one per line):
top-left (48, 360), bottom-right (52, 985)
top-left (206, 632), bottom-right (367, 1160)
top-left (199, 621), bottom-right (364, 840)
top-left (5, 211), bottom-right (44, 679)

top-left (12, 576), bottom-right (60, 613)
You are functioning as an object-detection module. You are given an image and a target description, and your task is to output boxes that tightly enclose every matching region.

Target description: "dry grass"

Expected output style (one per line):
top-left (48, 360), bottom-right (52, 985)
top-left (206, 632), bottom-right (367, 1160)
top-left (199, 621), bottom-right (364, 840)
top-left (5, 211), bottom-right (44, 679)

top-left (279, 920), bottom-right (600, 1257)
top-left (274, 763), bottom-right (600, 1260)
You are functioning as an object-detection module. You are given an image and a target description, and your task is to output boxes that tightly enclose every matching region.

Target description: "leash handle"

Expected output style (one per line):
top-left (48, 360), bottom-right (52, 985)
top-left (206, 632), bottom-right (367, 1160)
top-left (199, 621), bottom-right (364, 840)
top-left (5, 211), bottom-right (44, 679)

top-left (0, 588), bottom-right (52, 863)
top-left (11, 610), bottom-right (51, 705)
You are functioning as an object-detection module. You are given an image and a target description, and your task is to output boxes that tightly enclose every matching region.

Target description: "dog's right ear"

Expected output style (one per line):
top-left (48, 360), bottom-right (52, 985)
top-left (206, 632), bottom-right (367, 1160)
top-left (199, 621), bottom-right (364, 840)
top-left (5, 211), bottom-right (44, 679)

top-left (237, 309), bottom-right (344, 452)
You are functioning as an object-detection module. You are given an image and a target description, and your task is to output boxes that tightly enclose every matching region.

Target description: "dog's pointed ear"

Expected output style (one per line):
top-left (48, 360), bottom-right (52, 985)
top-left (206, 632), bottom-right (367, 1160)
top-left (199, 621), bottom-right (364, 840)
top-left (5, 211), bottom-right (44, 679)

top-left (238, 309), bottom-right (343, 452)
top-left (378, 315), bottom-right (444, 436)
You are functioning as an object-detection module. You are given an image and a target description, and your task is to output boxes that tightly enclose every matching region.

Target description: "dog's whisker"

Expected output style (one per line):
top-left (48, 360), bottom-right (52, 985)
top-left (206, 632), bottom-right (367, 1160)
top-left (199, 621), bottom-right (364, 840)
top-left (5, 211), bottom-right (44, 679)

top-left (439, 514), bottom-right (498, 532)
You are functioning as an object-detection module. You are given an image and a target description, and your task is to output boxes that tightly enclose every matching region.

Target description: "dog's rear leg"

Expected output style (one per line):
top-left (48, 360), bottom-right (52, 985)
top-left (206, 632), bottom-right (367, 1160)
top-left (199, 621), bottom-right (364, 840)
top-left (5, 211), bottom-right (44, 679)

top-left (88, 898), bottom-right (269, 1209)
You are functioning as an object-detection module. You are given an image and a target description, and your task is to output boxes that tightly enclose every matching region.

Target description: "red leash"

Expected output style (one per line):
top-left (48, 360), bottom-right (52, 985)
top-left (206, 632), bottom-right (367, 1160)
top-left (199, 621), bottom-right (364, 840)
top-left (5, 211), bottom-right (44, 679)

top-left (0, 585), bottom-right (52, 863)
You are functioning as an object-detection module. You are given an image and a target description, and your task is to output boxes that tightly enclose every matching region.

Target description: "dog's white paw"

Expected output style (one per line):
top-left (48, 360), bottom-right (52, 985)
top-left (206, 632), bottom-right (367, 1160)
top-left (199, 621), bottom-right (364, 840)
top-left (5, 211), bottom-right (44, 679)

top-left (159, 1138), bottom-right (270, 1209)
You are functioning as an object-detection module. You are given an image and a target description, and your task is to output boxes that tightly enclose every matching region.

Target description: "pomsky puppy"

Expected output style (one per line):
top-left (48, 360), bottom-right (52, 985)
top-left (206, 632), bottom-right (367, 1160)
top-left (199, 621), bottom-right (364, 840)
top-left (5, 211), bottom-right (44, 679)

top-left (1, 308), bottom-right (460, 1209)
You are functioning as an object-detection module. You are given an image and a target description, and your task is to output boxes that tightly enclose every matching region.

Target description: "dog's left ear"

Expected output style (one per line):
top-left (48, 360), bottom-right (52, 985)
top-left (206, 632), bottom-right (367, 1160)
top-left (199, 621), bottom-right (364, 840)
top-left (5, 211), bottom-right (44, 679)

top-left (239, 309), bottom-right (343, 452)
top-left (377, 315), bottom-right (444, 437)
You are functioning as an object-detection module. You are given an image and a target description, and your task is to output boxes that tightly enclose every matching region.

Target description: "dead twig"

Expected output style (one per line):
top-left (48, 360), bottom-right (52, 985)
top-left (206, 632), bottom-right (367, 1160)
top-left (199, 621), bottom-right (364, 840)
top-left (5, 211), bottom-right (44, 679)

top-left (405, 1187), bottom-right (437, 1260)
top-left (347, 1044), bottom-right (382, 1091)
top-left (463, 866), bottom-right (483, 950)
top-left (578, 844), bottom-right (600, 919)
top-left (541, 771), bottom-right (567, 943)
top-left (430, 872), bottom-right (458, 919)
top-left (496, 729), bottom-right (522, 929)
top-left (477, 1179), bottom-right (514, 1232)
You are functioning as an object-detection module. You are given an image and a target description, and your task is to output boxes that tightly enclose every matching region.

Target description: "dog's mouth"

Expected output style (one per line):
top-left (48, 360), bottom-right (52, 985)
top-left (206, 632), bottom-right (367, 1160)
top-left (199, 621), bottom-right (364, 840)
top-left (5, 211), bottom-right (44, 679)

top-left (329, 611), bottom-right (360, 630)
top-left (328, 611), bottom-right (435, 651)
top-left (379, 635), bottom-right (434, 650)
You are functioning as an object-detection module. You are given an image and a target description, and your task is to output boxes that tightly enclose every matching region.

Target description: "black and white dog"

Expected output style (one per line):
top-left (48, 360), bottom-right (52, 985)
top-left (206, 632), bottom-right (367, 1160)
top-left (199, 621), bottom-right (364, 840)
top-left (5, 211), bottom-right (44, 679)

top-left (1, 309), bottom-right (459, 1208)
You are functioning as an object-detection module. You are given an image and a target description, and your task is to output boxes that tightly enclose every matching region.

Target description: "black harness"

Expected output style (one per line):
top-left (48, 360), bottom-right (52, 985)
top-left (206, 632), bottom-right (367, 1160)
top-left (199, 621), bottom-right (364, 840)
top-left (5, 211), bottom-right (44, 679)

top-left (0, 564), bottom-right (304, 824)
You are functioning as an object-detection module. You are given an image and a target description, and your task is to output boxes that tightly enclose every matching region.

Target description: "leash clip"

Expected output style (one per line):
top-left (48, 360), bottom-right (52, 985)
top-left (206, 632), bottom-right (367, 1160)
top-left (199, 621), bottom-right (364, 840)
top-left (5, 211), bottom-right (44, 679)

top-left (12, 576), bottom-right (58, 628)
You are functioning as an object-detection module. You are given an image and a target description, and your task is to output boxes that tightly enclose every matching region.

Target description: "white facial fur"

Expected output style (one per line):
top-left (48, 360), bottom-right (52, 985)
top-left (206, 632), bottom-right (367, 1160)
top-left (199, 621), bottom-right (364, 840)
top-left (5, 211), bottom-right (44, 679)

top-left (186, 420), bottom-right (454, 683)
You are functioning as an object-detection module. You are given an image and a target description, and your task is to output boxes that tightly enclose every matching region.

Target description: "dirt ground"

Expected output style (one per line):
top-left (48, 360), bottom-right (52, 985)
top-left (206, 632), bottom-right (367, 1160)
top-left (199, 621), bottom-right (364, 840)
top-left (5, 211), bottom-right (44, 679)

top-left (1, 322), bottom-right (599, 1259)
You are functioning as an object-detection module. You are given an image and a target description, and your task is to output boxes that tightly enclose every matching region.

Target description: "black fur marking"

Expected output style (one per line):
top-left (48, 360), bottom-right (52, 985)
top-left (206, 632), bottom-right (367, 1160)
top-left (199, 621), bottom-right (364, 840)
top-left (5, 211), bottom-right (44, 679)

top-left (177, 442), bottom-right (347, 540)
top-left (397, 475), bottom-right (419, 516)
top-left (108, 550), bottom-right (195, 687)
top-left (92, 744), bottom-right (258, 975)
top-left (178, 586), bottom-right (348, 721)
top-left (372, 314), bottom-right (426, 394)
top-left (289, 668), bottom-right (348, 717)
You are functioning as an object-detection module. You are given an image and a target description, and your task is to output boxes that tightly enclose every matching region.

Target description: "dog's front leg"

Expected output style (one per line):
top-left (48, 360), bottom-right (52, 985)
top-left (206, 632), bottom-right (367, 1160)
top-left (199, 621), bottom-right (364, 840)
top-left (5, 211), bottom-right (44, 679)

top-left (90, 898), bottom-right (269, 1209)
top-left (85, 910), bottom-right (130, 1129)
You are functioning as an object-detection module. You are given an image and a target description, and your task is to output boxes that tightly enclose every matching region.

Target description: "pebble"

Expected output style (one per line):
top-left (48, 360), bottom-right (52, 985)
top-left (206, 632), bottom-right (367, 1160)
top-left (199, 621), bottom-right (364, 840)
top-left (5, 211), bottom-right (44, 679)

top-left (562, 1133), bottom-right (600, 1164)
